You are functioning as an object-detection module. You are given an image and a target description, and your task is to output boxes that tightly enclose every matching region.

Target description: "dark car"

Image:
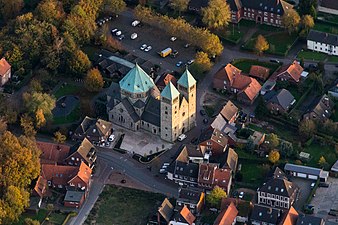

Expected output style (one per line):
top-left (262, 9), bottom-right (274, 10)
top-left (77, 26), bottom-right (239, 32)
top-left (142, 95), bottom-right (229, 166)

top-left (203, 118), bottom-right (209, 124)
top-left (328, 209), bottom-right (338, 216)
top-left (200, 110), bottom-right (206, 116)
top-left (171, 50), bottom-right (178, 58)
top-left (318, 182), bottom-right (329, 188)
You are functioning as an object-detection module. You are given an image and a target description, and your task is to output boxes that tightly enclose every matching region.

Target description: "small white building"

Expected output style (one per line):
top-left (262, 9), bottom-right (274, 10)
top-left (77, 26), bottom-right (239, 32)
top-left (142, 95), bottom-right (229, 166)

top-left (307, 30), bottom-right (338, 56)
top-left (284, 163), bottom-right (329, 182)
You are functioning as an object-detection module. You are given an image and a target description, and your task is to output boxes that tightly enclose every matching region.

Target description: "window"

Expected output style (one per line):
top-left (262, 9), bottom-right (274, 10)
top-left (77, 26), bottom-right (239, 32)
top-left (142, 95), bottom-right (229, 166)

top-left (71, 157), bottom-right (75, 161)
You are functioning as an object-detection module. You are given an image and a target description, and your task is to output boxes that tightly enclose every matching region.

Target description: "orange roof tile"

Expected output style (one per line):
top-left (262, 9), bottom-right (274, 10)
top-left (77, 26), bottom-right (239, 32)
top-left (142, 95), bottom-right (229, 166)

top-left (37, 141), bottom-right (70, 164)
top-left (156, 73), bottom-right (178, 89)
top-left (180, 205), bottom-right (196, 225)
top-left (214, 168), bottom-right (232, 190)
top-left (68, 161), bottom-right (92, 185)
top-left (33, 176), bottom-right (48, 198)
top-left (279, 206), bottom-right (298, 225)
top-left (242, 78), bottom-right (262, 101)
top-left (0, 58), bottom-right (11, 76)
top-left (214, 202), bottom-right (238, 225)
top-left (249, 65), bottom-right (270, 80)
top-left (277, 61), bottom-right (303, 82)
top-left (214, 64), bottom-right (242, 85)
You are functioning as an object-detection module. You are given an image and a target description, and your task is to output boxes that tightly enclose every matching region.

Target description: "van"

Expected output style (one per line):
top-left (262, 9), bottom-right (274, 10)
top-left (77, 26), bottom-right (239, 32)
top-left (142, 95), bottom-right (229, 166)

top-left (177, 134), bottom-right (187, 141)
top-left (132, 20), bottom-right (140, 27)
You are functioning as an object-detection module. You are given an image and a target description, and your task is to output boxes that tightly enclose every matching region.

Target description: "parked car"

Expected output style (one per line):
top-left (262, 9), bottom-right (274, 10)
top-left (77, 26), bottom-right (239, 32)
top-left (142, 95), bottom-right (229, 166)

top-left (140, 44), bottom-right (147, 50)
top-left (184, 43), bottom-right (191, 48)
top-left (176, 61), bottom-right (183, 67)
top-left (171, 50), bottom-right (178, 58)
top-left (105, 142), bottom-right (110, 147)
top-left (163, 163), bottom-right (170, 166)
top-left (111, 28), bottom-right (118, 34)
top-left (131, 33), bottom-right (138, 40)
top-left (162, 165), bottom-right (168, 169)
top-left (131, 20), bottom-right (140, 27)
top-left (108, 134), bottom-right (115, 142)
top-left (115, 30), bottom-right (122, 36)
top-left (239, 192), bottom-right (244, 199)
top-left (145, 46), bottom-right (152, 52)
top-left (318, 182), bottom-right (329, 188)
top-left (187, 59), bottom-right (195, 65)
top-left (159, 168), bottom-right (167, 174)
top-left (203, 118), bottom-right (209, 124)
top-left (178, 134), bottom-right (187, 141)
top-left (170, 36), bottom-right (177, 41)
top-left (310, 182), bottom-right (316, 189)
top-left (118, 35), bottom-right (125, 41)
top-left (270, 59), bottom-right (280, 64)
top-left (200, 110), bottom-right (206, 116)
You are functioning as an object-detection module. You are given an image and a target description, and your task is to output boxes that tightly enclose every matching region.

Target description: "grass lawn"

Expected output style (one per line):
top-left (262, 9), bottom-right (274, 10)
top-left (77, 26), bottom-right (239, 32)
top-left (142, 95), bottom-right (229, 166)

top-left (85, 186), bottom-right (165, 225)
top-left (239, 161), bottom-right (266, 186)
top-left (47, 212), bottom-right (67, 225)
top-left (331, 103), bottom-right (338, 122)
top-left (313, 21), bottom-right (338, 34)
top-left (232, 58), bottom-right (280, 75)
top-left (14, 209), bottom-right (48, 225)
top-left (302, 143), bottom-right (337, 168)
top-left (328, 55), bottom-right (338, 63)
top-left (53, 104), bottom-right (81, 124)
top-left (53, 84), bottom-right (82, 99)
top-left (297, 50), bottom-right (327, 61)
top-left (203, 105), bottom-right (216, 117)
top-left (244, 32), bottom-right (298, 56)
top-left (318, 12), bottom-right (338, 24)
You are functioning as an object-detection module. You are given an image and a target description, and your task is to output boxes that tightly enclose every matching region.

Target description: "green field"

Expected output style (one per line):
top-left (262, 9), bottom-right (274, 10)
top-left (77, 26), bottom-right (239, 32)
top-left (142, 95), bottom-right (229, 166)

top-left (313, 21), bottom-right (338, 34)
top-left (303, 143), bottom-right (337, 168)
top-left (54, 84), bottom-right (82, 99)
top-left (53, 104), bottom-right (81, 124)
top-left (232, 59), bottom-right (280, 75)
top-left (14, 209), bottom-right (48, 225)
top-left (85, 186), bottom-right (165, 225)
top-left (239, 161), bottom-right (267, 186)
top-left (297, 50), bottom-right (327, 61)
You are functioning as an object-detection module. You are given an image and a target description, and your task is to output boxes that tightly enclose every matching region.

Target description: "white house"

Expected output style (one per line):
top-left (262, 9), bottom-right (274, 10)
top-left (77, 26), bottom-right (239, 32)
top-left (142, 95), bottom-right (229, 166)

top-left (307, 30), bottom-right (338, 56)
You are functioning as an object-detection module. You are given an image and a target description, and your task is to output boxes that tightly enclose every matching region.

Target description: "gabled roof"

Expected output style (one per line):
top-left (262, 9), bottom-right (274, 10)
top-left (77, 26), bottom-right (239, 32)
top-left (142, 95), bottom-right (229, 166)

top-left (121, 98), bottom-right (140, 122)
top-left (224, 148), bottom-right (238, 172)
top-left (198, 163), bottom-right (232, 190)
top-left (158, 198), bottom-right (174, 223)
top-left (0, 58), bottom-right (11, 76)
top-left (284, 163), bottom-right (325, 177)
top-left (66, 138), bottom-right (96, 165)
top-left (141, 96), bottom-right (160, 127)
top-left (304, 94), bottom-right (333, 119)
top-left (156, 73), bottom-right (177, 89)
top-left (178, 188), bottom-right (204, 204)
top-left (161, 81), bottom-right (180, 100)
top-left (240, 0), bottom-right (292, 15)
top-left (221, 198), bottom-right (252, 218)
top-left (178, 68), bottom-right (196, 88)
top-left (33, 176), bottom-right (48, 198)
top-left (227, 0), bottom-right (242, 11)
top-left (119, 64), bottom-right (155, 94)
top-left (279, 206), bottom-right (298, 225)
top-left (180, 205), bottom-right (196, 225)
top-left (199, 128), bottom-right (228, 148)
top-left (37, 141), bottom-right (70, 164)
top-left (74, 116), bottom-right (112, 138)
top-left (251, 205), bottom-right (281, 224)
top-left (214, 202), bottom-right (238, 225)
top-left (267, 89), bottom-right (295, 110)
top-left (214, 64), bottom-right (242, 86)
top-left (268, 167), bottom-right (288, 180)
top-left (308, 30), bottom-right (338, 46)
top-left (249, 65), bottom-right (270, 80)
top-left (220, 100), bottom-right (238, 122)
top-left (258, 176), bottom-right (298, 197)
top-left (277, 61), bottom-right (303, 82)
top-left (242, 78), bottom-right (262, 101)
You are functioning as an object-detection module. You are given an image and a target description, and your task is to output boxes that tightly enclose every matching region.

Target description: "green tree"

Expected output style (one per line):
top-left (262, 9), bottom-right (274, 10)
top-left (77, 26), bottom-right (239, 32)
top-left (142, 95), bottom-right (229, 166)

top-left (255, 96), bottom-right (268, 119)
top-left (254, 35), bottom-right (269, 55)
top-left (20, 114), bottom-right (37, 137)
top-left (102, 0), bottom-right (126, 15)
top-left (299, 119), bottom-right (316, 139)
top-left (84, 68), bottom-right (104, 92)
top-left (202, 0), bottom-right (231, 29)
top-left (206, 186), bottom-right (227, 208)
top-left (53, 131), bottom-right (66, 144)
top-left (282, 9), bottom-right (300, 34)
top-left (23, 92), bottom-right (56, 120)
top-left (36, 0), bottom-right (65, 25)
top-left (169, 0), bottom-right (189, 15)
top-left (268, 150), bottom-right (280, 164)
top-left (266, 133), bottom-right (279, 150)
top-left (298, 0), bottom-right (317, 17)
top-left (0, 0), bottom-right (24, 21)
top-left (67, 49), bottom-right (91, 77)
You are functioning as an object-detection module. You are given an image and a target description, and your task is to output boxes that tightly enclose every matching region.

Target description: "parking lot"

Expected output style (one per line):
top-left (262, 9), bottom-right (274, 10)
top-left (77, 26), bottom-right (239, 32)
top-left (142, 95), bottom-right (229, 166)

top-left (290, 177), bottom-right (313, 211)
top-left (102, 13), bottom-right (197, 72)
top-left (311, 177), bottom-right (338, 218)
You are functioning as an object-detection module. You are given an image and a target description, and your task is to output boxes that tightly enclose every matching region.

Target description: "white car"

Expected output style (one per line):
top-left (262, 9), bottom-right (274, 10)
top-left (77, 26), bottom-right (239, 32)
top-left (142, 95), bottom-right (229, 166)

top-left (115, 30), bottom-right (122, 36)
top-left (163, 163), bottom-right (170, 166)
top-left (177, 134), bottom-right (187, 141)
top-left (140, 44), bottom-right (147, 50)
top-left (187, 59), bottom-right (195, 65)
top-left (159, 168), bottom-right (167, 174)
top-left (145, 46), bottom-right (152, 52)
top-left (111, 28), bottom-right (118, 34)
top-left (239, 192), bottom-right (244, 199)
top-left (132, 20), bottom-right (140, 27)
top-left (108, 134), bottom-right (115, 142)
top-left (131, 33), bottom-right (138, 40)
top-left (162, 165), bottom-right (168, 169)
top-left (170, 36), bottom-right (177, 42)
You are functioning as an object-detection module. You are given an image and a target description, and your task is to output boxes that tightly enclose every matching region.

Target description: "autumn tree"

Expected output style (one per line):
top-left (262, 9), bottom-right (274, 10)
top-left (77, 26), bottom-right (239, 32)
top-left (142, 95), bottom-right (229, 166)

top-left (0, 117), bottom-right (7, 135)
top-left (0, 0), bottom-right (24, 21)
top-left (36, 0), bottom-right (65, 26)
top-left (206, 186), bottom-right (227, 208)
top-left (23, 92), bottom-right (56, 121)
top-left (202, 0), bottom-right (231, 29)
top-left (266, 133), bottom-right (279, 150)
top-left (282, 9), bottom-right (300, 34)
top-left (20, 114), bottom-right (37, 137)
top-left (67, 49), bottom-right (91, 77)
top-left (169, 0), bottom-right (189, 15)
top-left (318, 156), bottom-right (326, 167)
top-left (268, 150), bottom-right (280, 164)
top-left (254, 35), bottom-right (269, 55)
top-left (24, 218), bottom-right (40, 225)
top-left (302, 15), bottom-right (314, 32)
top-left (35, 109), bottom-right (46, 128)
top-left (194, 51), bottom-right (212, 72)
top-left (54, 131), bottom-right (66, 144)
top-left (299, 119), bottom-right (316, 139)
top-left (298, 0), bottom-right (317, 18)
top-left (102, 0), bottom-right (126, 15)
top-left (84, 68), bottom-right (104, 92)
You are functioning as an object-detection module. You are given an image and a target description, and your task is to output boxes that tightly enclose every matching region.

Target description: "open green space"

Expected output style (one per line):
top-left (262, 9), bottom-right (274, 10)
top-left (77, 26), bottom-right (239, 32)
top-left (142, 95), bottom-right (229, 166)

top-left (239, 161), bottom-right (267, 186)
top-left (232, 59), bottom-right (280, 75)
top-left (302, 143), bottom-right (337, 168)
top-left (53, 84), bottom-right (82, 99)
top-left (297, 50), bottom-right (327, 61)
top-left (328, 55), bottom-right (338, 63)
top-left (313, 21), bottom-right (338, 34)
top-left (14, 209), bottom-right (48, 225)
top-left (53, 104), bottom-right (81, 124)
top-left (47, 212), bottom-right (68, 225)
top-left (318, 12), bottom-right (338, 24)
top-left (244, 32), bottom-right (298, 56)
top-left (216, 20), bottom-right (256, 44)
top-left (85, 186), bottom-right (165, 225)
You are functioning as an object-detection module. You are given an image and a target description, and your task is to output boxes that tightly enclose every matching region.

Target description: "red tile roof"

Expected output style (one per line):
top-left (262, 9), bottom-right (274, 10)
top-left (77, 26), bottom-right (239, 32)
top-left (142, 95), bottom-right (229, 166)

top-left (33, 176), bottom-right (48, 198)
top-left (279, 206), bottom-right (298, 225)
top-left (156, 73), bottom-right (178, 89)
top-left (37, 141), bottom-right (70, 164)
top-left (214, 202), bottom-right (238, 225)
top-left (277, 61), bottom-right (303, 82)
top-left (214, 64), bottom-right (242, 85)
top-left (0, 58), bottom-right (11, 76)
top-left (180, 205), bottom-right (196, 225)
top-left (214, 168), bottom-right (232, 190)
top-left (249, 65), bottom-right (270, 80)
top-left (198, 163), bottom-right (232, 191)
top-left (242, 78), bottom-right (262, 101)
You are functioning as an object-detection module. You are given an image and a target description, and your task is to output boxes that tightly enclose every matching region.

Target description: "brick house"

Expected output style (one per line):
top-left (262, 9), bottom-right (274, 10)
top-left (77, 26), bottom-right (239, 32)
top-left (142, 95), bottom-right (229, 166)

top-left (64, 190), bottom-right (85, 208)
top-left (65, 138), bottom-right (97, 169)
top-left (177, 188), bottom-right (205, 215)
top-left (249, 65), bottom-right (270, 81)
top-left (169, 205), bottom-right (196, 225)
top-left (0, 58), bottom-right (11, 86)
top-left (275, 61), bottom-right (303, 83)
top-left (219, 100), bottom-right (239, 124)
top-left (303, 94), bottom-right (334, 121)
top-left (214, 202), bottom-right (238, 225)
top-left (199, 128), bottom-right (228, 155)
top-left (37, 141), bottom-right (71, 165)
top-left (264, 89), bottom-right (296, 114)
top-left (155, 73), bottom-right (178, 91)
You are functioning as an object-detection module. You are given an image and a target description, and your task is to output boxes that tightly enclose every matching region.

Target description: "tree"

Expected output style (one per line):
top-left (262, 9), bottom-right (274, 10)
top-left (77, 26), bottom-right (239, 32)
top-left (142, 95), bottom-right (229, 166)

top-left (53, 131), bottom-right (66, 144)
top-left (266, 133), bottom-right (279, 150)
top-left (23, 92), bottom-right (56, 120)
top-left (35, 109), bottom-right (46, 128)
top-left (298, 0), bottom-right (317, 17)
top-left (169, 0), bottom-right (189, 15)
top-left (299, 119), bottom-right (316, 139)
top-left (279, 140), bottom-right (296, 158)
top-left (202, 0), bottom-right (231, 29)
top-left (254, 35), bottom-right (269, 55)
top-left (84, 68), bottom-right (104, 92)
top-left (318, 156), bottom-right (326, 167)
top-left (0, 117), bottom-right (7, 135)
top-left (0, 0), bottom-right (24, 21)
top-left (302, 15), bottom-right (314, 31)
top-left (20, 114), bottom-right (37, 137)
top-left (206, 186), bottom-right (227, 208)
top-left (67, 49), bottom-right (91, 77)
top-left (255, 96), bottom-right (268, 119)
top-left (102, 0), bottom-right (126, 14)
top-left (36, 0), bottom-right (65, 25)
top-left (282, 9), bottom-right (300, 34)
top-left (300, 57), bottom-right (304, 67)
top-left (268, 150), bottom-right (280, 164)
top-left (194, 51), bottom-right (212, 72)
top-left (29, 79), bottom-right (43, 93)
top-left (24, 218), bottom-right (40, 225)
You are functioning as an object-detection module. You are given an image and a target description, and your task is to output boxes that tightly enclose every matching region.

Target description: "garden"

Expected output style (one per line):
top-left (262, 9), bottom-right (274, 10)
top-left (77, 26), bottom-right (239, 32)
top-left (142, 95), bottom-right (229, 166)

top-left (215, 20), bottom-right (256, 44)
top-left (14, 209), bottom-right (72, 225)
top-left (85, 186), bottom-right (165, 225)
top-left (232, 58), bottom-right (280, 75)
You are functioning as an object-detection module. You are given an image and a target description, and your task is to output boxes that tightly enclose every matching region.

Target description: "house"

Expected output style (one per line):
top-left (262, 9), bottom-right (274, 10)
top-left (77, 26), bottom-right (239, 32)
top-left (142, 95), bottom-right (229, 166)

top-left (41, 161), bottom-right (92, 193)
top-left (157, 198), bottom-right (174, 225)
top-left (0, 58), bottom-right (11, 86)
top-left (31, 176), bottom-right (48, 208)
top-left (221, 198), bottom-right (252, 223)
top-left (307, 30), bottom-right (338, 56)
top-left (279, 206), bottom-right (298, 225)
top-left (219, 100), bottom-right (239, 124)
top-left (199, 128), bottom-right (228, 155)
top-left (64, 190), bottom-right (85, 208)
top-left (257, 168), bottom-right (299, 210)
top-left (169, 205), bottom-right (196, 225)
top-left (197, 163), bottom-right (232, 194)
top-left (284, 163), bottom-right (329, 182)
top-left (155, 73), bottom-right (178, 91)
top-left (303, 94), bottom-right (334, 121)
top-left (73, 116), bottom-right (113, 143)
top-left (275, 61), bottom-right (303, 83)
top-left (214, 202), bottom-right (238, 225)
top-left (318, 0), bottom-right (338, 15)
top-left (249, 65), bottom-right (270, 81)
top-left (65, 138), bottom-right (97, 169)
top-left (264, 89), bottom-right (295, 114)
top-left (223, 148), bottom-right (238, 172)
top-left (37, 141), bottom-right (71, 165)
top-left (213, 64), bottom-right (261, 104)
top-left (177, 188), bottom-right (205, 215)
top-left (250, 204), bottom-right (282, 225)
top-left (296, 214), bottom-right (325, 225)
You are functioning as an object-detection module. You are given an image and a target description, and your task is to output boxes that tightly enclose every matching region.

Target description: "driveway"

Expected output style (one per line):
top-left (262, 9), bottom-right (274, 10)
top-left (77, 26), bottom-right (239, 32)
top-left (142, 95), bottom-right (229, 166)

top-left (290, 177), bottom-right (313, 211)
top-left (311, 177), bottom-right (338, 219)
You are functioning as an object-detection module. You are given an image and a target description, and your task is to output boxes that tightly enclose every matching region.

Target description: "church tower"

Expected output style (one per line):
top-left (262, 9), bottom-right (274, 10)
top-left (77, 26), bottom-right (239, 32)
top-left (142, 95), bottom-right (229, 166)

top-left (160, 82), bottom-right (180, 142)
top-left (177, 68), bottom-right (197, 130)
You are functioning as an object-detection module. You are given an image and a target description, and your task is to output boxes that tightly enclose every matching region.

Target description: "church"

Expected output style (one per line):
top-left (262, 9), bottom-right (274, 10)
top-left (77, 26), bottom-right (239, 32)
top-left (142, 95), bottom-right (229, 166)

top-left (106, 64), bottom-right (196, 142)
